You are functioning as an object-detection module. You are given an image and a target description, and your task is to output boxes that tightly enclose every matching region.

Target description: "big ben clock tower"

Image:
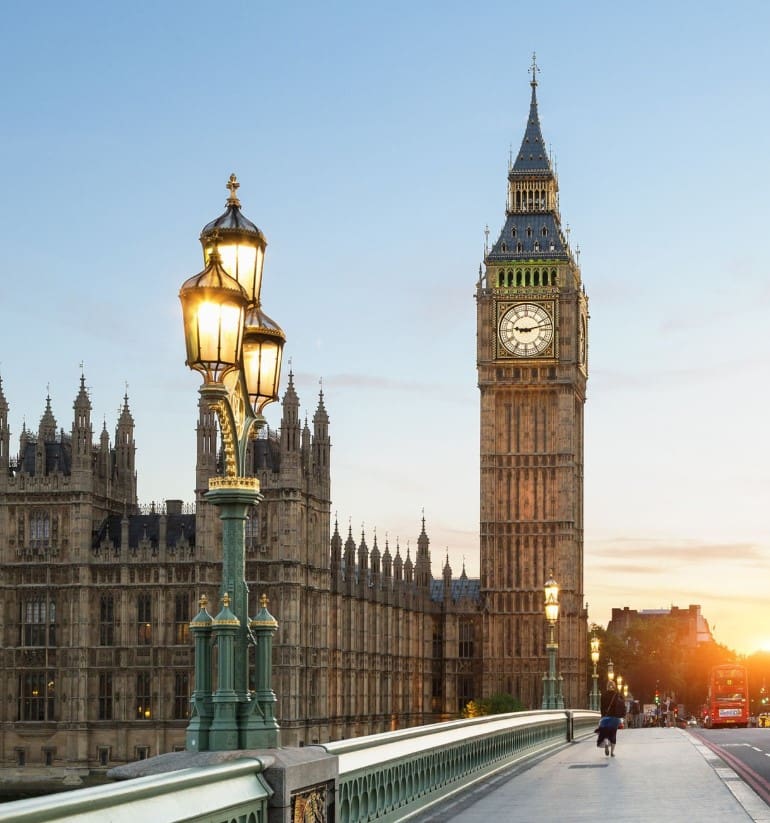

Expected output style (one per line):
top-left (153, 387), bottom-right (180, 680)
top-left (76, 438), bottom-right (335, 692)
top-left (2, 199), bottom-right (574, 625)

top-left (476, 59), bottom-right (588, 708)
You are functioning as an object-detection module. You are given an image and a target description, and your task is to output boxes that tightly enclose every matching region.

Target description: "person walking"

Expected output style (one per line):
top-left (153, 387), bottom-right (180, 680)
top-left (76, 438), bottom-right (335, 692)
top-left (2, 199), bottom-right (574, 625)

top-left (596, 680), bottom-right (626, 757)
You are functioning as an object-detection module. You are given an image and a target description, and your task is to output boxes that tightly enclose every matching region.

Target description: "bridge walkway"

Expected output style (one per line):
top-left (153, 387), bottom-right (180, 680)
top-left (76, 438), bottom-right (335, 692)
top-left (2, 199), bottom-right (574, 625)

top-left (412, 727), bottom-right (770, 822)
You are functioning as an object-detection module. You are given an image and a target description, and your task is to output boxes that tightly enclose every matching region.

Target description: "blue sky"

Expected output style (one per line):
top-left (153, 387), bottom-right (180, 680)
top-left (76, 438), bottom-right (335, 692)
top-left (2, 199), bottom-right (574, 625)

top-left (1, 2), bottom-right (769, 654)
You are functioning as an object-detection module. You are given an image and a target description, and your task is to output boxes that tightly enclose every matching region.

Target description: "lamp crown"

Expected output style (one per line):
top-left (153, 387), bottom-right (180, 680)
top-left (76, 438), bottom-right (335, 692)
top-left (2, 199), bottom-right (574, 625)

top-left (226, 173), bottom-right (241, 207)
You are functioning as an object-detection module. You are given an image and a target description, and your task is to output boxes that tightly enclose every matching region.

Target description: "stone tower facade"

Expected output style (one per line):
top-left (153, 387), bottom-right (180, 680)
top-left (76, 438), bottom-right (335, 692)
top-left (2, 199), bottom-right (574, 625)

top-left (476, 66), bottom-right (589, 708)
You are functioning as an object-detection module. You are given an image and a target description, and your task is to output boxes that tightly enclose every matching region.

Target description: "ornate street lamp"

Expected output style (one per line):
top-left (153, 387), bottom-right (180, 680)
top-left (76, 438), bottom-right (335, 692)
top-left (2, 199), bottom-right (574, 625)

top-left (541, 573), bottom-right (565, 709)
top-left (607, 658), bottom-right (615, 682)
top-left (181, 175), bottom-right (284, 752)
top-left (590, 632), bottom-right (600, 712)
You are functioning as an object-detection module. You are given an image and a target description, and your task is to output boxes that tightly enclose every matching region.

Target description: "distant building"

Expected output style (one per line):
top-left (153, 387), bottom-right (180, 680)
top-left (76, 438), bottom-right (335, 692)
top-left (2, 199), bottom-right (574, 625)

top-left (607, 605), bottom-right (714, 647)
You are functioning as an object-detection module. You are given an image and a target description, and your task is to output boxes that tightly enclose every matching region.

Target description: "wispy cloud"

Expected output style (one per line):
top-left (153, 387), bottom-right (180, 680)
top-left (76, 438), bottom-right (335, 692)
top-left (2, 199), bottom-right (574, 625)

top-left (590, 538), bottom-right (766, 565)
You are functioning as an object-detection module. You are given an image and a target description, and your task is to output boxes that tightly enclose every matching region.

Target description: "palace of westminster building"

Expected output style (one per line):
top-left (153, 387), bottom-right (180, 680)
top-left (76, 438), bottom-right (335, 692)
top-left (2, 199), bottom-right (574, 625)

top-left (0, 68), bottom-right (588, 775)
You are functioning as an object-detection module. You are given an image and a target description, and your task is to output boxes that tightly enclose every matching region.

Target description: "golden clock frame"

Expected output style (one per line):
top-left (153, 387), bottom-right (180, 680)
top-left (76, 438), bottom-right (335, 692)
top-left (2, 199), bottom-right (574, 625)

top-left (493, 294), bottom-right (559, 360)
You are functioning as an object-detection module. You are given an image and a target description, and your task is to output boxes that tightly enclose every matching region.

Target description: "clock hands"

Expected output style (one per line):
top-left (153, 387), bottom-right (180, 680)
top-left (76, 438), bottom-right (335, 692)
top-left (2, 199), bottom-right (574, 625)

top-left (513, 322), bottom-right (551, 333)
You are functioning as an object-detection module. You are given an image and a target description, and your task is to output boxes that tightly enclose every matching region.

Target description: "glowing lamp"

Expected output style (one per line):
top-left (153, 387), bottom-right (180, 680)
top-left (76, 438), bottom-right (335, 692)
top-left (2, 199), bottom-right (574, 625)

top-left (179, 253), bottom-right (247, 385)
top-left (544, 574), bottom-right (560, 623)
top-left (590, 634), bottom-right (600, 665)
top-left (200, 173), bottom-right (267, 306)
top-left (241, 305), bottom-right (286, 415)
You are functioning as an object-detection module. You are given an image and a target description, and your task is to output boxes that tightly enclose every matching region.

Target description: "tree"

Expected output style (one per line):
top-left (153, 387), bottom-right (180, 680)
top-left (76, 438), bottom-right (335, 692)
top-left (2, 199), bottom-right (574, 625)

top-left (462, 693), bottom-right (524, 718)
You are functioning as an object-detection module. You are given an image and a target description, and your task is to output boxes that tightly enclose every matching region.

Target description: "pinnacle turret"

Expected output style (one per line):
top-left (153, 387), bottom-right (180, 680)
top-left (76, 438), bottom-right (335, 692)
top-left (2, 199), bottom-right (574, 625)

top-left (280, 370), bottom-right (300, 455)
top-left (38, 394), bottom-right (57, 441)
top-left (0, 375), bottom-right (8, 470)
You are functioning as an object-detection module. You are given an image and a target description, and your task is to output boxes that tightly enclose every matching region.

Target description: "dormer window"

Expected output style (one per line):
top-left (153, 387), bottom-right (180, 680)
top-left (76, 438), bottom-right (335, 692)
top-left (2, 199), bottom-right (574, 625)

top-left (541, 227), bottom-right (548, 237)
top-left (511, 227), bottom-right (517, 237)
top-left (516, 242), bottom-right (523, 253)
top-left (501, 242), bottom-right (507, 252)
top-left (526, 227), bottom-right (533, 237)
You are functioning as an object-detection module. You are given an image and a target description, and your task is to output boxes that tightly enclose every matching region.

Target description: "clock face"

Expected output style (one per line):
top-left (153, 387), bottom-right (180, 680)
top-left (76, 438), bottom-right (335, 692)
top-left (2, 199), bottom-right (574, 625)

top-left (499, 303), bottom-right (554, 357)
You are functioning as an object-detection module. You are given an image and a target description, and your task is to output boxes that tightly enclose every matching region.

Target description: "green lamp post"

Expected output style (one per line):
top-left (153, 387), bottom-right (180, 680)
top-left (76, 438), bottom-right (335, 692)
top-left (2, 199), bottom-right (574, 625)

top-left (590, 632), bottom-right (600, 712)
top-left (180, 175), bottom-right (285, 750)
top-left (541, 573), bottom-right (565, 710)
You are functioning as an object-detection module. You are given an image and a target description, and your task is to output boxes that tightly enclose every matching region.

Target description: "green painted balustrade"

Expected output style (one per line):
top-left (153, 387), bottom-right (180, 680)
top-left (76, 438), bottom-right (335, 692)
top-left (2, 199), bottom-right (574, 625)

top-left (319, 709), bottom-right (597, 823)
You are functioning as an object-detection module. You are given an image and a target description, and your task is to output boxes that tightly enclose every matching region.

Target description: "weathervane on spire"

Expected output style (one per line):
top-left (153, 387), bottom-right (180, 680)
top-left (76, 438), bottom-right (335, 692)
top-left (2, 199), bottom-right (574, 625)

top-left (530, 52), bottom-right (539, 87)
top-left (226, 173), bottom-right (241, 207)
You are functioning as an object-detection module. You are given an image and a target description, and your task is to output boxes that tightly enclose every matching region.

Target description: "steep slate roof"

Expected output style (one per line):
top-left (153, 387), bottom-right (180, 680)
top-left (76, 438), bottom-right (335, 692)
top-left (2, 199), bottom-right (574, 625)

top-left (430, 576), bottom-right (481, 604)
top-left (93, 513), bottom-right (196, 551)
top-left (486, 213), bottom-right (568, 261)
top-left (19, 440), bottom-right (72, 476)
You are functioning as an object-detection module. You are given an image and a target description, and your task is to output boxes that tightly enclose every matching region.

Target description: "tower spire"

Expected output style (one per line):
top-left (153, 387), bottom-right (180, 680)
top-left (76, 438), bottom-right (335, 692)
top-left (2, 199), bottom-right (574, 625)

top-left (512, 56), bottom-right (550, 176)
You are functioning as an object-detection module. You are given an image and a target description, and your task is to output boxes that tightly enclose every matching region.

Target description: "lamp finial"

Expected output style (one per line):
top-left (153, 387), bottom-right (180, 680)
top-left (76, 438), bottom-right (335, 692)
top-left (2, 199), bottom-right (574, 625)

top-left (226, 173), bottom-right (241, 207)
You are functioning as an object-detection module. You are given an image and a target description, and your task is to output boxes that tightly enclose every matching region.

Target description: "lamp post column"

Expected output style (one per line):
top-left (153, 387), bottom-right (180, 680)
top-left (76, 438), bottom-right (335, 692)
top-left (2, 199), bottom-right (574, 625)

top-left (186, 596), bottom-right (213, 752)
top-left (542, 621), bottom-right (556, 709)
top-left (209, 594), bottom-right (240, 750)
top-left (242, 595), bottom-right (281, 748)
top-left (205, 480), bottom-right (262, 702)
top-left (590, 633), bottom-right (600, 712)
top-left (542, 574), bottom-right (563, 710)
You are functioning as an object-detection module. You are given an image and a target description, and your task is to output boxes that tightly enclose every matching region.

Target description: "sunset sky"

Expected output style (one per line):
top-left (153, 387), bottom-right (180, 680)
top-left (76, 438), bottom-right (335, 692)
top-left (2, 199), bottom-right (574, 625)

top-left (1, 2), bottom-right (769, 654)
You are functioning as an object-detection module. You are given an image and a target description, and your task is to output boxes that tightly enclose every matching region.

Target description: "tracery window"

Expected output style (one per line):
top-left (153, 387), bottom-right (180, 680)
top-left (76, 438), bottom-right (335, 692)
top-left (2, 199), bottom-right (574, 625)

top-left (19, 671), bottom-right (55, 721)
top-left (21, 596), bottom-right (56, 647)
top-left (99, 594), bottom-right (115, 646)
top-left (137, 593), bottom-right (152, 645)
top-left (98, 672), bottom-right (113, 720)
top-left (30, 512), bottom-right (50, 541)
top-left (459, 619), bottom-right (474, 658)
top-left (136, 672), bottom-right (152, 719)
top-left (174, 593), bottom-right (190, 645)
top-left (174, 672), bottom-right (190, 719)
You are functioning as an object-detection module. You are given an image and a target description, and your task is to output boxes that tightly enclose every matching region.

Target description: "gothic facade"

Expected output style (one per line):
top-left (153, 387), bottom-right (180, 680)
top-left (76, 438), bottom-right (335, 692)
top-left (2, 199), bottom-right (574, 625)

top-left (0, 372), bottom-right (480, 776)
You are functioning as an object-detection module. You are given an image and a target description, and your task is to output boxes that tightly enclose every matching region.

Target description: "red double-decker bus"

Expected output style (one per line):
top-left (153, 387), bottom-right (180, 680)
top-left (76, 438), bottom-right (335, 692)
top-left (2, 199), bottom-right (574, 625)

top-left (704, 664), bottom-right (749, 728)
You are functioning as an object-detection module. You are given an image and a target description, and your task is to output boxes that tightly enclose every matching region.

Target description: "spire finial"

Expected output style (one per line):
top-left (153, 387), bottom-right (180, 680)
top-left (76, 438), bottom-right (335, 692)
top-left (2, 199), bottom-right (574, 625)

top-left (226, 173), bottom-right (241, 207)
top-left (530, 52), bottom-right (539, 87)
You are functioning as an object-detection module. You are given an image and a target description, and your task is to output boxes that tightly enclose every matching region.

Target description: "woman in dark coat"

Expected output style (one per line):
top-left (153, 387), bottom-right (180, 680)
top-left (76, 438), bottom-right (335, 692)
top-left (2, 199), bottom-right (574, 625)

top-left (596, 680), bottom-right (626, 757)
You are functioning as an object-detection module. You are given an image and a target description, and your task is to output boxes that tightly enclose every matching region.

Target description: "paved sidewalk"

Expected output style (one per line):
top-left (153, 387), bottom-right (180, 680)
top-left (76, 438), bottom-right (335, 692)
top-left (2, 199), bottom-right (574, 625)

top-left (413, 727), bottom-right (770, 822)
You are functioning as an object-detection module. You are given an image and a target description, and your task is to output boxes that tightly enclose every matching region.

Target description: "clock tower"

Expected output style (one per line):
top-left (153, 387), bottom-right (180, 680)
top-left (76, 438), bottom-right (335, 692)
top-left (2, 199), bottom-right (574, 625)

top-left (476, 62), bottom-right (588, 708)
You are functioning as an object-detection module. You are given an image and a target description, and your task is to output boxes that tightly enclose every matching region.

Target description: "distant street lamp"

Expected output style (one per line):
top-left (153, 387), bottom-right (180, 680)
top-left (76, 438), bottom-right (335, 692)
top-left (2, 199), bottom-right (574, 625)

top-left (181, 174), bottom-right (285, 751)
top-left (607, 659), bottom-right (615, 682)
top-left (590, 633), bottom-right (600, 711)
top-left (541, 574), bottom-right (565, 709)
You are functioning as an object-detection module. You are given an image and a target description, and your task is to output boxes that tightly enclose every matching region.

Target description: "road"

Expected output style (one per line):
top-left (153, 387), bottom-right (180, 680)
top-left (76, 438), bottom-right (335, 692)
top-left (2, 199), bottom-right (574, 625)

top-left (692, 727), bottom-right (770, 807)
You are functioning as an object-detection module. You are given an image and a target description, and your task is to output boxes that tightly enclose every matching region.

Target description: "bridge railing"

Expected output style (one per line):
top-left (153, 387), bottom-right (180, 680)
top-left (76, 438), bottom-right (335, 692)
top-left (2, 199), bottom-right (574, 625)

top-left (0, 757), bottom-right (273, 823)
top-left (0, 711), bottom-right (598, 823)
top-left (317, 709), bottom-right (598, 823)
